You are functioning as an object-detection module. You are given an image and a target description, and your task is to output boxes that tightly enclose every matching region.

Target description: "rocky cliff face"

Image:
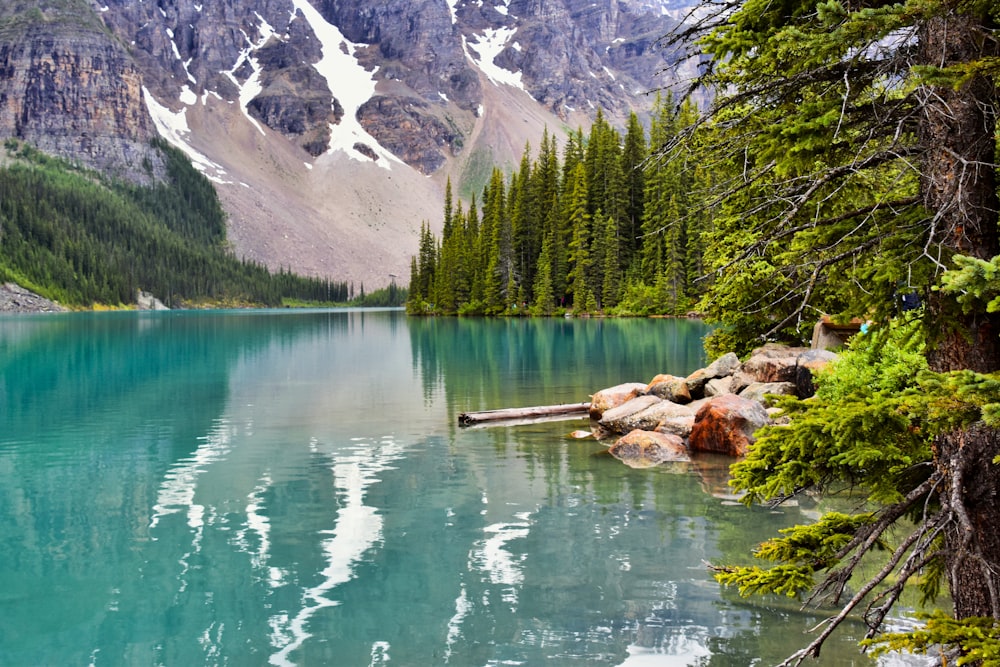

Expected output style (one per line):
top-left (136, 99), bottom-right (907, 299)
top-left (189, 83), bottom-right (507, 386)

top-left (0, 0), bottom-right (163, 181)
top-left (0, 0), bottom-right (695, 286)
top-left (75, 0), bottom-right (686, 176)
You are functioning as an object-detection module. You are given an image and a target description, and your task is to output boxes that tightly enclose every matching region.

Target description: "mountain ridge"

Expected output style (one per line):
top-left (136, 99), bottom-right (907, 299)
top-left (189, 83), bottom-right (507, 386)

top-left (0, 0), bottom-right (692, 288)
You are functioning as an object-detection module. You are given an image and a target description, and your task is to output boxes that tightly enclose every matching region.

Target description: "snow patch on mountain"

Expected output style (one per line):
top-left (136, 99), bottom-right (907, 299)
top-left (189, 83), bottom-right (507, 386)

top-left (221, 12), bottom-right (276, 136)
top-left (463, 27), bottom-right (528, 93)
top-left (143, 88), bottom-right (230, 184)
top-left (290, 0), bottom-right (403, 168)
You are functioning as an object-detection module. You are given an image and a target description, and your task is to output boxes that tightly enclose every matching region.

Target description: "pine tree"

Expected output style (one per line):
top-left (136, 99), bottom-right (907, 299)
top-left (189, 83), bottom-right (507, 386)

top-left (531, 228), bottom-right (556, 315)
top-left (620, 111), bottom-right (647, 268)
top-left (565, 163), bottom-right (594, 313)
top-left (669, 0), bottom-right (1000, 660)
top-left (599, 209), bottom-right (622, 309)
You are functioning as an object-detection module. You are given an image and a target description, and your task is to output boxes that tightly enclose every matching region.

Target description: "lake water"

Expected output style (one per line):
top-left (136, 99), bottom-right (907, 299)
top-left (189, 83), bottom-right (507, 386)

top-left (0, 309), bottom-right (923, 666)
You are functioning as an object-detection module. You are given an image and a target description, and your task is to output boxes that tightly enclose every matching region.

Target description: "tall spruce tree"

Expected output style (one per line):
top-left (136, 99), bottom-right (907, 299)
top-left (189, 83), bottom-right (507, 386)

top-left (620, 111), bottom-right (647, 268)
top-left (565, 163), bottom-right (595, 313)
top-left (668, 0), bottom-right (1000, 662)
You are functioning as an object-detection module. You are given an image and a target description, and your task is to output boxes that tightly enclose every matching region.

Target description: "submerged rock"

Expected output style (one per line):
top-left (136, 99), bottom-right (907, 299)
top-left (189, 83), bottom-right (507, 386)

top-left (609, 430), bottom-right (689, 468)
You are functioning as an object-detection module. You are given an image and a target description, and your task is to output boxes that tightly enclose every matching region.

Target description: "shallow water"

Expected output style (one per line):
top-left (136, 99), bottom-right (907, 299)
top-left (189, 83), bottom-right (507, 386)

top-left (0, 309), bottom-right (925, 666)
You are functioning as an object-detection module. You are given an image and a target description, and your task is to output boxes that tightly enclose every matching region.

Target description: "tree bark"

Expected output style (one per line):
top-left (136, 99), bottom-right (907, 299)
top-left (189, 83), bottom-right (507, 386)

top-left (919, 6), bottom-right (1000, 621)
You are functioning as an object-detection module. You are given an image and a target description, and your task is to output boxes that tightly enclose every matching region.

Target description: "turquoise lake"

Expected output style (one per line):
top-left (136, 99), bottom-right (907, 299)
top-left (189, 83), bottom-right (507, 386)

top-left (0, 309), bottom-right (926, 666)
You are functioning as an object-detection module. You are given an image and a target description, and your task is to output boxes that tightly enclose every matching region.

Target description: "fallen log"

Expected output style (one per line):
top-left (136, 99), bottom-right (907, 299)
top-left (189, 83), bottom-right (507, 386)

top-left (458, 402), bottom-right (591, 427)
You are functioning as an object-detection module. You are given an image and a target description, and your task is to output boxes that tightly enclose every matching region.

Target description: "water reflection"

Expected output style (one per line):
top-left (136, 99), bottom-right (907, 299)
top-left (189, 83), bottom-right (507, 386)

top-left (0, 310), bottom-right (932, 666)
top-left (269, 436), bottom-right (404, 666)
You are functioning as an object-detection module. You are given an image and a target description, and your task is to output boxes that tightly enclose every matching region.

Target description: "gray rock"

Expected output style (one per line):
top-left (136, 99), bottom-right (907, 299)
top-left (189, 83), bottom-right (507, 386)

top-left (590, 382), bottom-right (648, 420)
top-left (654, 415), bottom-right (696, 438)
top-left (705, 376), bottom-right (734, 397)
top-left (600, 396), bottom-right (696, 435)
top-left (739, 382), bottom-right (797, 404)
top-left (685, 352), bottom-right (742, 398)
top-left (705, 352), bottom-right (742, 377)
top-left (0, 283), bottom-right (66, 313)
top-left (729, 371), bottom-right (756, 395)
top-left (598, 395), bottom-right (663, 433)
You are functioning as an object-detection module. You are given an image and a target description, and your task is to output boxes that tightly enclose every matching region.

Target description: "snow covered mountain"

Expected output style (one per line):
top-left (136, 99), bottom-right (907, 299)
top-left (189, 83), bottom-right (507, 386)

top-left (1, 0), bottom-right (693, 288)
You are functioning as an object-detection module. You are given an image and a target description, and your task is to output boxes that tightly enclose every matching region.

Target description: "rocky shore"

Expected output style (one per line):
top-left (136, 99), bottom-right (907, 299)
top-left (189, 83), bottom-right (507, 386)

top-left (0, 283), bottom-right (67, 313)
top-left (589, 344), bottom-right (838, 468)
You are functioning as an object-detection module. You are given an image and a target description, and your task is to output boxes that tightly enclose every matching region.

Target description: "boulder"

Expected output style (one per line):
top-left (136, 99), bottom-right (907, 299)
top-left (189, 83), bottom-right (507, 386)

top-left (600, 396), bottom-right (694, 435)
top-left (598, 395), bottom-right (663, 433)
top-left (795, 349), bottom-right (839, 398)
top-left (645, 374), bottom-right (692, 403)
top-left (729, 371), bottom-right (756, 395)
top-left (609, 430), bottom-right (689, 468)
top-left (590, 382), bottom-right (648, 420)
top-left (741, 353), bottom-right (800, 385)
top-left (739, 381), bottom-right (797, 404)
top-left (707, 352), bottom-right (743, 377)
top-left (685, 352), bottom-right (742, 398)
top-left (705, 376), bottom-right (733, 397)
top-left (750, 343), bottom-right (813, 360)
top-left (738, 345), bottom-right (839, 398)
top-left (688, 394), bottom-right (771, 457)
top-left (811, 316), bottom-right (863, 350)
top-left (654, 415), bottom-right (696, 438)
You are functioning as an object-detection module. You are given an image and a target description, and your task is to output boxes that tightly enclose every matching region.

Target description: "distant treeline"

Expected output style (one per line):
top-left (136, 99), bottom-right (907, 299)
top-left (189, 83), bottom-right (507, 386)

top-left (407, 93), bottom-right (709, 317)
top-left (0, 138), bottom-right (370, 308)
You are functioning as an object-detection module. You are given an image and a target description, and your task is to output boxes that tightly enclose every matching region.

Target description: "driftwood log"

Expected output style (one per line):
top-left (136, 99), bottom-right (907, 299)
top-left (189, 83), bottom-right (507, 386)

top-left (458, 402), bottom-right (591, 427)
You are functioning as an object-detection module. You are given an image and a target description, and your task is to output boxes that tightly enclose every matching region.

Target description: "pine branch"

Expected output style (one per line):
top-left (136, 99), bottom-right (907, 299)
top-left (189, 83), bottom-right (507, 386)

top-left (778, 509), bottom-right (948, 667)
top-left (805, 470), bottom-right (942, 607)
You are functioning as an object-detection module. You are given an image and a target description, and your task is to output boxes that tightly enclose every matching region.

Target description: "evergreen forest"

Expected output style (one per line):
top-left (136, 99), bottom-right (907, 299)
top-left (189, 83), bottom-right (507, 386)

top-left (0, 138), bottom-right (361, 308)
top-left (406, 95), bottom-right (711, 320)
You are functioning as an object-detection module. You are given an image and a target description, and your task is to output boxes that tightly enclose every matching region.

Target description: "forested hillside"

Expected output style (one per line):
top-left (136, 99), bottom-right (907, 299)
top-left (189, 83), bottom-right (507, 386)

top-left (406, 95), bottom-right (710, 318)
top-left (0, 139), bottom-right (349, 308)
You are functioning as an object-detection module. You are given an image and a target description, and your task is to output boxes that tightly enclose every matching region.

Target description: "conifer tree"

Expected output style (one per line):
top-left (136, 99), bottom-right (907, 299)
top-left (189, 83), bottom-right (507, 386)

top-left (639, 93), bottom-right (679, 286)
top-left (599, 209), bottom-right (622, 309)
top-left (531, 228), bottom-right (556, 315)
top-left (481, 169), bottom-right (509, 314)
top-left (620, 111), bottom-right (647, 267)
top-left (565, 163), bottom-right (594, 313)
top-left (512, 144), bottom-right (538, 295)
top-left (416, 221), bottom-right (437, 309)
top-left (667, 0), bottom-right (1000, 660)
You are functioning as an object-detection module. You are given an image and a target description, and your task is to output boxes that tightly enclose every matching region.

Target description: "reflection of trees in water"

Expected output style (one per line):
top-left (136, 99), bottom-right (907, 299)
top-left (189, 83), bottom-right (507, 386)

top-left (0, 311), bottom-right (357, 445)
top-left (408, 317), bottom-right (710, 420)
top-left (446, 415), bottom-right (797, 665)
top-left (0, 310), bottom-right (384, 662)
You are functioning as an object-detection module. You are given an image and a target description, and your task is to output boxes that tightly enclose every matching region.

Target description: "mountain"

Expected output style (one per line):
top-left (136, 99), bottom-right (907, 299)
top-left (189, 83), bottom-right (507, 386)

top-left (0, 0), bottom-right (692, 288)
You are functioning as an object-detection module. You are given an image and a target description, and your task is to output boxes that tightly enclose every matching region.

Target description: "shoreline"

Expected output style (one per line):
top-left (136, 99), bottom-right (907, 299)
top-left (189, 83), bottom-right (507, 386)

top-left (0, 283), bottom-right (67, 313)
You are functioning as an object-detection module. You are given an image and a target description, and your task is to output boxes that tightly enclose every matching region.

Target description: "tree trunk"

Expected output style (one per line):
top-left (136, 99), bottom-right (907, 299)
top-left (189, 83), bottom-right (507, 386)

top-left (919, 6), bottom-right (1000, 621)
